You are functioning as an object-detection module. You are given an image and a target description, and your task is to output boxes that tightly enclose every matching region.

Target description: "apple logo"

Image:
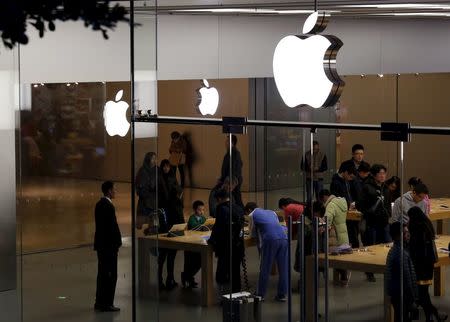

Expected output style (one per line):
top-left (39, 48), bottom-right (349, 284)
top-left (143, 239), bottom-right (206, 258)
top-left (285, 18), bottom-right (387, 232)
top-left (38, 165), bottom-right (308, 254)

top-left (103, 89), bottom-right (130, 137)
top-left (273, 11), bottom-right (345, 109)
top-left (196, 79), bottom-right (219, 116)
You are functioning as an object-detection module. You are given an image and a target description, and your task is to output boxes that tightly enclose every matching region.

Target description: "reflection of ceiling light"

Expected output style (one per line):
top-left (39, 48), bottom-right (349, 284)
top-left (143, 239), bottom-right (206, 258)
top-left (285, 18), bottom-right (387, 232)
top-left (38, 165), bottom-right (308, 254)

top-left (40, 83), bottom-right (44, 86)
top-left (66, 83), bottom-right (70, 87)
top-left (378, 74), bottom-right (384, 78)
top-left (341, 3), bottom-right (450, 9)
top-left (33, 84), bottom-right (38, 88)
top-left (172, 8), bottom-right (340, 14)
top-left (371, 12), bottom-right (450, 17)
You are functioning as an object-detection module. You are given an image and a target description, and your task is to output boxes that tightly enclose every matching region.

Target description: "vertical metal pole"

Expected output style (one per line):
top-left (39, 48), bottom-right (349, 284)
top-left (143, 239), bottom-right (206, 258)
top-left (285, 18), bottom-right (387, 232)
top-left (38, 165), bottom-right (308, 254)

top-left (228, 134), bottom-right (233, 317)
top-left (310, 131), bottom-right (314, 204)
top-left (313, 217), bottom-right (319, 322)
top-left (399, 141), bottom-right (404, 322)
top-left (287, 216), bottom-right (292, 322)
top-left (324, 217), bottom-right (329, 322)
top-left (299, 218), bottom-right (306, 322)
top-left (129, 2), bottom-right (136, 322)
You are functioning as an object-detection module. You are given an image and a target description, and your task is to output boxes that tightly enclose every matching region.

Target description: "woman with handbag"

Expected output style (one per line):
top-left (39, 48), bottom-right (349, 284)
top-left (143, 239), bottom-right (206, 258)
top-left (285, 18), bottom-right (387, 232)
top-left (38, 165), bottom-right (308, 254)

top-left (408, 206), bottom-right (448, 322)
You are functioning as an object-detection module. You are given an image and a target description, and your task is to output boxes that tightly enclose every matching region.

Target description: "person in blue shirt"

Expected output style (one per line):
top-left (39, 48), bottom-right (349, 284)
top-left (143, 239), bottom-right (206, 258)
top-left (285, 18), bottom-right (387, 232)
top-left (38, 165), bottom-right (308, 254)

top-left (244, 202), bottom-right (288, 302)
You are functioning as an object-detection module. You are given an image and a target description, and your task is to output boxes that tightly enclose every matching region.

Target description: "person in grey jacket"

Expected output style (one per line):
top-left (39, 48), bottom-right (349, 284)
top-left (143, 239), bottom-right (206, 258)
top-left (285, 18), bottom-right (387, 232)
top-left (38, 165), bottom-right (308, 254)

top-left (391, 183), bottom-right (429, 224)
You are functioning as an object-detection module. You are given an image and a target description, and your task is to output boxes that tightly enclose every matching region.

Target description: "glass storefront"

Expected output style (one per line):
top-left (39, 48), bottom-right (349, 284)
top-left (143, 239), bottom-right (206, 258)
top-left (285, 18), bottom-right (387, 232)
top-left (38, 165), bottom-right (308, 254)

top-left (3, 2), bottom-right (450, 322)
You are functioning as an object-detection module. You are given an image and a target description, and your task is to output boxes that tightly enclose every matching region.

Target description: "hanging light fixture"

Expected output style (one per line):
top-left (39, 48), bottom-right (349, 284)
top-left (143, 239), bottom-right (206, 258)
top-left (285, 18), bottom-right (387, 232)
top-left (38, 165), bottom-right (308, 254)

top-left (273, 0), bottom-right (345, 109)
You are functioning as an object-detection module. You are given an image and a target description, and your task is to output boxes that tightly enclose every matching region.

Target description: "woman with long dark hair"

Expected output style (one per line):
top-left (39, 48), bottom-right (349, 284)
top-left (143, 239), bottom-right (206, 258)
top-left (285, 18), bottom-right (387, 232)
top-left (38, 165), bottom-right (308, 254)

top-left (408, 206), bottom-right (448, 322)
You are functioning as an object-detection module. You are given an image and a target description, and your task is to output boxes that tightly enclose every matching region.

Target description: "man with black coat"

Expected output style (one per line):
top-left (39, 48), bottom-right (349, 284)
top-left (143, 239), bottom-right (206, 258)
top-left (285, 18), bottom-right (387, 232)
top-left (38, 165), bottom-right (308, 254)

top-left (330, 162), bottom-right (359, 248)
top-left (356, 164), bottom-right (391, 282)
top-left (94, 181), bottom-right (122, 312)
top-left (219, 135), bottom-right (244, 208)
top-left (208, 189), bottom-right (245, 294)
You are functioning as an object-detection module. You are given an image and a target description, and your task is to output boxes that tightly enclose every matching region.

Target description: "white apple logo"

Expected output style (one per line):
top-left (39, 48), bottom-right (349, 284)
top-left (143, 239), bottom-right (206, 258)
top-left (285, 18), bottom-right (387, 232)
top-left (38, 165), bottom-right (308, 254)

top-left (196, 79), bottom-right (219, 116)
top-left (273, 11), bottom-right (345, 109)
top-left (103, 90), bottom-right (130, 137)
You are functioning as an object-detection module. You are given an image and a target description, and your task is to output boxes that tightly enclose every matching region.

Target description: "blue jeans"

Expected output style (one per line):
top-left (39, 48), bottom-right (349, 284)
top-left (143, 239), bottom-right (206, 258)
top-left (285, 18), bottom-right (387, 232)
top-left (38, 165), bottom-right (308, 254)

top-left (306, 179), bottom-right (323, 203)
top-left (257, 239), bottom-right (288, 298)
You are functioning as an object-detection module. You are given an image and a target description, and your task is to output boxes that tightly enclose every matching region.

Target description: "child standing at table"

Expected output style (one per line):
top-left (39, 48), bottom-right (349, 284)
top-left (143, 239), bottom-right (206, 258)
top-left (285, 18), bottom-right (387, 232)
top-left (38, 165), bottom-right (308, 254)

top-left (181, 200), bottom-right (206, 288)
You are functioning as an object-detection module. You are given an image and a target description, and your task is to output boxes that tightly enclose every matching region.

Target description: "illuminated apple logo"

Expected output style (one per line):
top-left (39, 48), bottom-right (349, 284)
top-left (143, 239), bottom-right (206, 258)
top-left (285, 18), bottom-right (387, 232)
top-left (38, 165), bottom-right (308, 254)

top-left (273, 11), bottom-right (345, 108)
top-left (103, 90), bottom-right (130, 137)
top-left (196, 79), bottom-right (219, 116)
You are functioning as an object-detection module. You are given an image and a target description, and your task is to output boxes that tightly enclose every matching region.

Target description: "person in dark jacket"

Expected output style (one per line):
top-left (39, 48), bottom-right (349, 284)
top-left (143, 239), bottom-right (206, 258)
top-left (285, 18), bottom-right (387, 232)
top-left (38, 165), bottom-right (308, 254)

top-left (385, 222), bottom-right (418, 322)
top-left (408, 207), bottom-right (448, 322)
top-left (340, 143), bottom-right (365, 172)
top-left (331, 162), bottom-right (359, 248)
top-left (386, 176), bottom-right (401, 204)
top-left (356, 164), bottom-right (391, 282)
top-left (301, 140), bottom-right (328, 203)
top-left (350, 160), bottom-right (371, 204)
top-left (94, 181), bottom-right (122, 312)
top-left (158, 159), bottom-right (185, 290)
top-left (330, 162), bottom-right (357, 207)
top-left (135, 152), bottom-right (168, 230)
top-left (208, 189), bottom-right (245, 294)
top-left (219, 134), bottom-right (244, 208)
top-left (209, 176), bottom-right (238, 218)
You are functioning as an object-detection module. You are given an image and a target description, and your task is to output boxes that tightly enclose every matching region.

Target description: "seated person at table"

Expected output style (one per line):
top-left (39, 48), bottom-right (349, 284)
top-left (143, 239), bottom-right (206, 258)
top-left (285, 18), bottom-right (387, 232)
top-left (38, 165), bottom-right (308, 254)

top-left (181, 200), bottom-right (206, 289)
top-left (385, 222), bottom-right (419, 322)
top-left (244, 202), bottom-right (288, 302)
top-left (208, 189), bottom-right (245, 295)
top-left (391, 183), bottom-right (429, 224)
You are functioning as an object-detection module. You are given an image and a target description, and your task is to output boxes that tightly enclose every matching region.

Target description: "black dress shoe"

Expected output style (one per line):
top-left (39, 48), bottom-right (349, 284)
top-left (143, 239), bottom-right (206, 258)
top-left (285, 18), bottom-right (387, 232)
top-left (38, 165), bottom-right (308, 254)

top-left (102, 306), bottom-right (120, 312)
top-left (165, 279), bottom-right (178, 291)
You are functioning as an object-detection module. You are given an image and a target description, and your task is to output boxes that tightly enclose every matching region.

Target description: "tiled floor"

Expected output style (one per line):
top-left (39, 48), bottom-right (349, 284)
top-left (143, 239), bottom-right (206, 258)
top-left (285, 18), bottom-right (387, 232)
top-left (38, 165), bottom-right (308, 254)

top-left (13, 241), bottom-right (450, 322)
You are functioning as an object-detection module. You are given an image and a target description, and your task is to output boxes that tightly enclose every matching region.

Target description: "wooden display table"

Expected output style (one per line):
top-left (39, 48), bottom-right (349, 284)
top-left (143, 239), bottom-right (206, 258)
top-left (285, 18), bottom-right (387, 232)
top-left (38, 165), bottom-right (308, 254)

top-left (346, 197), bottom-right (450, 234)
top-left (305, 235), bottom-right (450, 322)
top-left (138, 227), bottom-right (257, 307)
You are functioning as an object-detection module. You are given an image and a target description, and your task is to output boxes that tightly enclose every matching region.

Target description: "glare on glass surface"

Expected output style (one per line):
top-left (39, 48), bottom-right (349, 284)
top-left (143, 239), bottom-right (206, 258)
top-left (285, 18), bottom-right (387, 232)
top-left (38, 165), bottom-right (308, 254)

top-left (273, 35), bottom-right (333, 108)
top-left (103, 89), bottom-right (130, 137)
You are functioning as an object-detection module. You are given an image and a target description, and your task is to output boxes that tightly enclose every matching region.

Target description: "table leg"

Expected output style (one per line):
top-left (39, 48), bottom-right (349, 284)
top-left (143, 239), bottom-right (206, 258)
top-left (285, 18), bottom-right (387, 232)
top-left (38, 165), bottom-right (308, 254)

top-left (201, 247), bottom-right (215, 306)
top-left (436, 220), bottom-right (444, 235)
top-left (138, 238), bottom-right (151, 297)
top-left (384, 289), bottom-right (394, 322)
top-left (305, 256), bottom-right (314, 322)
top-left (434, 266), bottom-right (445, 297)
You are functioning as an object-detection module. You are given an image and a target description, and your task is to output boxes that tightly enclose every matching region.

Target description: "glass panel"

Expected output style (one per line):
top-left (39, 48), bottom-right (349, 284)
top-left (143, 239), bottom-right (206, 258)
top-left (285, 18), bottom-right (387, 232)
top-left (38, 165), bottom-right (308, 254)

top-left (132, 2), bottom-right (159, 321)
top-left (0, 46), bottom-right (20, 321)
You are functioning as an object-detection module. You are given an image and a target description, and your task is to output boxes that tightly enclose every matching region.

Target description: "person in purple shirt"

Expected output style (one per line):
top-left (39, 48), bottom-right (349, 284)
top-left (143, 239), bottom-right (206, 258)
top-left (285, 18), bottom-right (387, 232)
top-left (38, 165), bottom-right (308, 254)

top-left (244, 202), bottom-right (288, 302)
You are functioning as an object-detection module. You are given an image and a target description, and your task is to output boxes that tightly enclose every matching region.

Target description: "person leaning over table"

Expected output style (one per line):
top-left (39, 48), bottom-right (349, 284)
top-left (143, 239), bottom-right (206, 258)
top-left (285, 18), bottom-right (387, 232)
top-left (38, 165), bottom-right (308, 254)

top-left (391, 183), bottom-right (429, 224)
top-left (208, 188), bottom-right (245, 295)
top-left (356, 164), bottom-right (391, 282)
top-left (319, 189), bottom-right (351, 286)
top-left (244, 202), bottom-right (288, 302)
top-left (408, 177), bottom-right (431, 216)
top-left (408, 206), bottom-right (448, 322)
top-left (385, 221), bottom-right (419, 322)
top-left (181, 200), bottom-right (206, 289)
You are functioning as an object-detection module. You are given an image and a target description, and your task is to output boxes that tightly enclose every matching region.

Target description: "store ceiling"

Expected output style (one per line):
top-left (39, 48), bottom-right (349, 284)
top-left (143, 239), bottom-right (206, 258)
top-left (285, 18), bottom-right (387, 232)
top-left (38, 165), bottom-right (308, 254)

top-left (127, 1), bottom-right (450, 19)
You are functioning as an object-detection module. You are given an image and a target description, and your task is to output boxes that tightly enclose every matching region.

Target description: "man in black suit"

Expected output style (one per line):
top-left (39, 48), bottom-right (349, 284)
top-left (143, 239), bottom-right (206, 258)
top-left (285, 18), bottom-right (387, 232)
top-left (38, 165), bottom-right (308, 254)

top-left (94, 181), bottom-right (122, 312)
